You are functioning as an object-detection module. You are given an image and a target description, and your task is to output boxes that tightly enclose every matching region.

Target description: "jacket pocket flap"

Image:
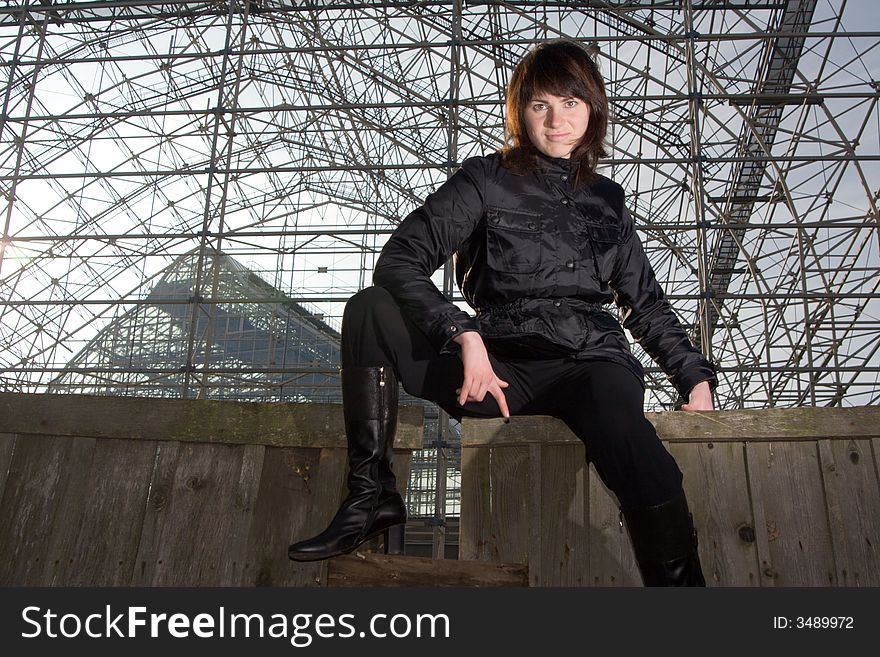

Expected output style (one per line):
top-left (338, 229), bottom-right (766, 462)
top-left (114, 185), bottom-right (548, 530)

top-left (585, 222), bottom-right (622, 244)
top-left (486, 206), bottom-right (541, 233)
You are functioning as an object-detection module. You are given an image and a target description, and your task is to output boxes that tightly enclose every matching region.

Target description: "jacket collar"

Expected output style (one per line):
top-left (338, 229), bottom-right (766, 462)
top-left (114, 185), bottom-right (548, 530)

top-left (536, 151), bottom-right (580, 175)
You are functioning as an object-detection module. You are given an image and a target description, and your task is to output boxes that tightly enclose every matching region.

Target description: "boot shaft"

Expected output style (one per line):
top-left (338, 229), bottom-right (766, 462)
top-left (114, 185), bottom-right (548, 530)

top-left (621, 490), bottom-right (706, 587)
top-left (341, 365), bottom-right (398, 427)
top-left (340, 366), bottom-right (399, 495)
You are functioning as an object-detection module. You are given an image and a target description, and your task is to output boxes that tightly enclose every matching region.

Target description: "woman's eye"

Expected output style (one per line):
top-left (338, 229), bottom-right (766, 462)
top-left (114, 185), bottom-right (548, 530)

top-left (531, 103), bottom-right (545, 111)
top-left (565, 100), bottom-right (578, 108)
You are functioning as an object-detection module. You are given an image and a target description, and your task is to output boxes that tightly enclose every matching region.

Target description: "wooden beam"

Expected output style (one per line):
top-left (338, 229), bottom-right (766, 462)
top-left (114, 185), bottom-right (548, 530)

top-left (0, 392), bottom-right (423, 449)
top-left (326, 552), bottom-right (529, 587)
top-left (461, 406), bottom-right (880, 446)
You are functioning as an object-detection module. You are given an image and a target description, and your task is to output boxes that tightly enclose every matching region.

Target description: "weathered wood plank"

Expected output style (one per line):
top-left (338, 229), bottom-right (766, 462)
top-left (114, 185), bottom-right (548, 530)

top-left (42, 437), bottom-right (158, 586)
top-left (327, 552), bottom-right (528, 587)
top-left (34, 435), bottom-right (99, 586)
top-left (393, 449), bottom-right (413, 499)
top-left (459, 446), bottom-right (492, 562)
top-left (0, 433), bottom-right (16, 504)
top-left (391, 449), bottom-right (413, 549)
top-left (818, 439), bottom-right (880, 586)
top-left (535, 444), bottom-right (589, 586)
top-left (307, 447), bottom-right (353, 584)
top-left (459, 446), bottom-right (529, 564)
top-left (223, 444), bottom-right (265, 584)
top-left (463, 416), bottom-right (577, 447)
top-left (0, 392), bottom-right (423, 450)
top-left (131, 441), bottom-right (265, 586)
top-left (130, 440), bottom-right (180, 585)
top-left (668, 441), bottom-right (761, 586)
top-left (588, 465), bottom-right (639, 587)
top-left (527, 444), bottom-right (542, 586)
top-left (241, 446), bottom-right (317, 586)
top-left (489, 446), bottom-right (530, 566)
top-left (239, 446), bottom-right (347, 587)
top-left (873, 438), bottom-right (880, 513)
top-left (0, 434), bottom-right (96, 585)
top-left (747, 446), bottom-right (777, 589)
top-left (873, 439), bottom-right (880, 495)
top-left (462, 407), bottom-right (880, 446)
top-left (746, 441), bottom-right (836, 586)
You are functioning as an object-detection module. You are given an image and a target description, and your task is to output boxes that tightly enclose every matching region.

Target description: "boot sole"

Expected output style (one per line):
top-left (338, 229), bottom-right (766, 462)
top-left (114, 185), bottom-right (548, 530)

top-left (288, 520), bottom-right (406, 563)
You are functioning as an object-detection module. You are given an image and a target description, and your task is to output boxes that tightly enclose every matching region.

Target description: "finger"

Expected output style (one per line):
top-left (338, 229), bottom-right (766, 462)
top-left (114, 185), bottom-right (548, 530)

top-left (497, 378), bottom-right (510, 388)
top-left (460, 378), bottom-right (478, 406)
top-left (470, 379), bottom-right (492, 402)
top-left (491, 386), bottom-right (510, 418)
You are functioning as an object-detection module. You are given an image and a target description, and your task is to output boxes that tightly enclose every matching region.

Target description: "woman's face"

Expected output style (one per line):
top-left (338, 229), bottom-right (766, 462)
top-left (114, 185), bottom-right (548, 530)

top-left (523, 93), bottom-right (590, 159)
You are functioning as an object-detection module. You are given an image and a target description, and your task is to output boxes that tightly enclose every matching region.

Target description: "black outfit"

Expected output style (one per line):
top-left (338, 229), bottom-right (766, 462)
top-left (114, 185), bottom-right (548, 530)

top-left (292, 151), bottom-right (711, 585)
top-left (371, 151), bottom-right (717, 400)
top-left (342, 285), bottom-right (684, 509)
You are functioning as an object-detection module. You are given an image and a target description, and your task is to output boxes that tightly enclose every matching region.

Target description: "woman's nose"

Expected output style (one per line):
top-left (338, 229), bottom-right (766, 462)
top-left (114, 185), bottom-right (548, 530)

top-left (544, 110), bottom-right (563, 127)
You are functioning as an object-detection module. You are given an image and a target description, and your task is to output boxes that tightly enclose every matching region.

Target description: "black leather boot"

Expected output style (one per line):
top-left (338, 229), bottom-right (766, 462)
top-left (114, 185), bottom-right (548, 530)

top-left (288, 365), bottom-right (407, 562)
top-left (620, 490), bottom-right (707, 587)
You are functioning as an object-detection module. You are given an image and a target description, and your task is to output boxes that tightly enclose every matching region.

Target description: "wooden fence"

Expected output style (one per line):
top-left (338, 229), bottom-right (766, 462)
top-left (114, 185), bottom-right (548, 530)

top-left (3, 393), bottom-right (877, 586)
top-left (459, 406), bottom-right (880, 587)
top-left (0, 392), bottom-right (425, 586)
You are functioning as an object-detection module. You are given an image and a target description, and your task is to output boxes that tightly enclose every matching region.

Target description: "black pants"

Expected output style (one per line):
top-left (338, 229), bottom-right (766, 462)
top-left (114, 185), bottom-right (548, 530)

top-left (341, 286), bottom-right (683, 508)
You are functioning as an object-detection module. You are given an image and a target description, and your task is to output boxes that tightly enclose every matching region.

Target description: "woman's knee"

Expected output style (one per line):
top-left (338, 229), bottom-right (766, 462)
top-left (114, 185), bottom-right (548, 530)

top-left (341, 286), bottom-right (399, 367)
top-left (343, 285), bottom-right (395, 323)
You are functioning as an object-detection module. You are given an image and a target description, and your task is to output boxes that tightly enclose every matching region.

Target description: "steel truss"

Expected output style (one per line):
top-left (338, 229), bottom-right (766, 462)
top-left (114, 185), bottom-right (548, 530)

top-left (1, 0), bottom-right (877, 548)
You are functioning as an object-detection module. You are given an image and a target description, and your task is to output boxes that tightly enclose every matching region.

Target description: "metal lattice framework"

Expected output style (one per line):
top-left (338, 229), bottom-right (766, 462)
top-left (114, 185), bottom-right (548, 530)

top-left (1, 0), bottom-right (878, 547)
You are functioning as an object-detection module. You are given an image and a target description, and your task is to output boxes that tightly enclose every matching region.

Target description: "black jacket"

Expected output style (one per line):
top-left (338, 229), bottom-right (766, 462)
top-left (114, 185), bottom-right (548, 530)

top-left (373, 151), bottom-right (717, 399)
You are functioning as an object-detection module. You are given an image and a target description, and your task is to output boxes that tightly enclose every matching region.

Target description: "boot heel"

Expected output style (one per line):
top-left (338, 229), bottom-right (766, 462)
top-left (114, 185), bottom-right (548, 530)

top-left (383, 524), bottom-right (405, 555)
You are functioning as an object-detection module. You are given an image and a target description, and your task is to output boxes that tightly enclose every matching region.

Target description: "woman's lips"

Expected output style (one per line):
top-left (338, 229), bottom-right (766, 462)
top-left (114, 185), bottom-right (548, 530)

top-left (546, 133), bottom-right (570, 141)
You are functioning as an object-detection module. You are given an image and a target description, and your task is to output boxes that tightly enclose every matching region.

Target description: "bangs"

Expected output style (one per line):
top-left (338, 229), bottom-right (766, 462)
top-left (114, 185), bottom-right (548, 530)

top-left (522, 50), bottom-right (591, 101)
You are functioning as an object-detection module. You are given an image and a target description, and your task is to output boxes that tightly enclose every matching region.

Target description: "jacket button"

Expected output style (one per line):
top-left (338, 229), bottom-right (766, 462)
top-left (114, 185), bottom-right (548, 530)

top-left (566, 260), bottom-right (574, 268)
top-left (553, 300), bottom-right (561, 307)
top-left (561, 199), bottom-right (569, 205)
top-left (450, 325), bottom-right (457, 332)
top-left (527, 222), bottom-right (536, 230)
top-left (561, 175), bottom-right (568, 181)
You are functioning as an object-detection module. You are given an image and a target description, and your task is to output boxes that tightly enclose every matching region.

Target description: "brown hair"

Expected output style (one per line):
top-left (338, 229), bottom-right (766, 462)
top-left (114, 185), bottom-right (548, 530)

top-left (501, 39), bottom-right (609, 184)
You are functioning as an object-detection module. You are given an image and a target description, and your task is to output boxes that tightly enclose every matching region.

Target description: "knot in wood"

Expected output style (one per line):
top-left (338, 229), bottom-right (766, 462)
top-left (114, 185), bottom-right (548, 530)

top-left (151, 489), bottom-right (167, 509)
top-left (737, 524), bottom-right (756, 543)
top-left (185, 474), bottom-right (205, 490)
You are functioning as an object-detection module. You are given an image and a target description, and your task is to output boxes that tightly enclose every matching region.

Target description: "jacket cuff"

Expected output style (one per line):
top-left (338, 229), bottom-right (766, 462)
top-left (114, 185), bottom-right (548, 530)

top-left (433, 312), bottom-right (480, 355)
top-left (673, 360), bottom-right (718, 400)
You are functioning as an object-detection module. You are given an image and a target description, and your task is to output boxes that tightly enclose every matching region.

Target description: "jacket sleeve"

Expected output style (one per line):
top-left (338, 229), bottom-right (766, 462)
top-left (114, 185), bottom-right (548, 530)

top-left (372, 156), bottom-right (486, 355)
top-left (610, 205), bottom-right (718, 399)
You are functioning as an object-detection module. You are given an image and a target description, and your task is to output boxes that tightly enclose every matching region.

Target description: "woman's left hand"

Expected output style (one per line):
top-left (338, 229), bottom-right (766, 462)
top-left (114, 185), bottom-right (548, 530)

top-left (681, 380), bottom-right (714, 412)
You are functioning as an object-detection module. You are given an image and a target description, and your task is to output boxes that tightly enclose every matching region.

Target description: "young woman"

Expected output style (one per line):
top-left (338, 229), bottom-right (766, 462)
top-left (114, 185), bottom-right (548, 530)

top-left (289, 39), bottom-right (716, 586)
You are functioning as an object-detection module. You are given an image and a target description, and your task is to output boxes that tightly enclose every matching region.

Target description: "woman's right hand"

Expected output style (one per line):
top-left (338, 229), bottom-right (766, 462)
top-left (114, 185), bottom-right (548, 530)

top-left (452, 331), bottom-right (510, 418)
